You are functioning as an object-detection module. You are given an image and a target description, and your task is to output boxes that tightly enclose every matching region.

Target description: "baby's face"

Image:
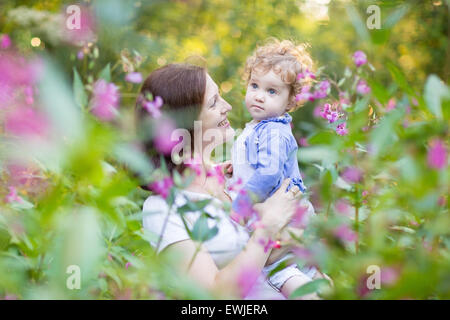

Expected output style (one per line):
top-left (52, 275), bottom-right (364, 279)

top-left (245, 69), bottom-right (291, 121)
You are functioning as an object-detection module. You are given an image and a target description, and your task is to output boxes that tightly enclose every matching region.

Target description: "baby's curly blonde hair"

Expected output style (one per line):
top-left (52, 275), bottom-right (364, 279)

top-left (244, 38), bottom-right (315, 112)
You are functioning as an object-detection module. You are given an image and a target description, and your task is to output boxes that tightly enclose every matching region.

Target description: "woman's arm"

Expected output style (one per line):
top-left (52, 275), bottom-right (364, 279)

top-left (166, 226), bottom-right (273, 298)
top-left (164, 179), bottom-right (302, 298)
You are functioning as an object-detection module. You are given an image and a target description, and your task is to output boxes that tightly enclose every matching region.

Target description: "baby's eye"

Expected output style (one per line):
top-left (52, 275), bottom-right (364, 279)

top-left (268, 88), bottom-right (277, 95)
top-left (251, 83), bottom-right (258, 89)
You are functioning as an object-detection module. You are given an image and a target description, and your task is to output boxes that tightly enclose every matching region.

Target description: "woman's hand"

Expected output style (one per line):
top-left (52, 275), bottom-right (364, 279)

top-left (253, 179), bottom-right (302, 237)
top-left (221, 160), bottom-right (233, 178)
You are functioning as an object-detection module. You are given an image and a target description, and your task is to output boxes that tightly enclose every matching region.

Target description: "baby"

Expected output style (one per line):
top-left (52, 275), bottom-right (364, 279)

top-left (226, 39), bottom-right (323, 299)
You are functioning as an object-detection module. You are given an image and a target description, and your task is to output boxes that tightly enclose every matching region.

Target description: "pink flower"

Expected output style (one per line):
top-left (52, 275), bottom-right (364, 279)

top-left (206, 165), bottom-right (225, 184)
top-left (125, 72), bottom-right (143, 84)
top-left (296, 69), bottom-right (316, 81)
top-left (298, 137), bottom-right (309, 147)
top-left (5, 186), bottom-right (23, 203)
top-left (24, 86), bottom-right (34, 105)
top-left (313, 105), bottom-right (322, 118)
top-left (148, 177), bottom-right (173, 199)
top-left (362, 190), bottom-right (369, 197)
top-left (237, 266), bottom-right (260, 298)
top-left (0, 53), bottom-right (42, 88)
top-left (141, 96), bottom-right (163, 119)
top-left (77, 50), bottom-right (84, 60)
top-left (1, 34), bottom-right (11, 49)
top-left (334, 224), bottom-right (357, 242)
top-left (4, 106), bottom-right (48, 137)
top-left (341, 167), bottom-right (362, 183)
top-left (427, 139), bottom-right (447, 170)
top-left (313, 80), bottom-right (330, 99)
top-left (319, 103), bottom-right (339, 123)
top-left (335, 198), bottom-right (352, 216)
top-left (291, 205), bottom-right (309, 228)
top-left (438, 196), bottom-right (447, 207)
top-left (295, 85), bottom-right (313, 102)
top-left (185, 157), bottom-right (203, 176)
top-left (258, 237), bottom-right (281, 253)
top-left (339, 91), bottom-right (351, 108)
top-left (153, 118), bottom-right (178, 155)
top-left (232, 190), bottom-right (258, 223)
top-left (381, 267), bottom-right (399, 285)
top-left (386, 98), bottom-right (396, 112)
top-left (91, 79), bottom-right (120, 121)
top-left (62, 5), bottom-right (97, 46)
top-left (125, 262), bottom-right (131, 269)
top-left (336, 122), bottom-right (348, 136)
top-left (352, 51), bottom-right (367, 67)
top-left (227, 177), bottom-right (243, 192)
top-left (356, 80), bottom-right (371, 95)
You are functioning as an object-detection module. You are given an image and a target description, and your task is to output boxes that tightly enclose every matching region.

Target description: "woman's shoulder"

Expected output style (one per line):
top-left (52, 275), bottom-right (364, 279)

top-left (143, 194), bottom-right (169, 212)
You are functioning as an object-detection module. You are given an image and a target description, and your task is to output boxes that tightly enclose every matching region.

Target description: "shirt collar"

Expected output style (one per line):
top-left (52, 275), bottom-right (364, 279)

top-left (257, 113), bottom-right (292, 125)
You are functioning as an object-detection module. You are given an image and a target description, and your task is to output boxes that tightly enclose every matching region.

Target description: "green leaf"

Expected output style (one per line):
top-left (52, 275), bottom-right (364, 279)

top-left (308, 131), bottom-right (336, 145)
top-left (298, 146), bottom-right (338, 166)
top-left (0, 226), bottom-right (11, 251)
top-left (345, 5), bottom-right (370, 42)
top-left (354, 96), bottom-right (370, 113)
top-left (191, 215), bottom-right (218, 242)
top-left (383, 4), bottom-right (410, 29)
top-left (73, 67), bottom-right (87, 110)
top-left (386, 62), bottom-right (414, 95)
top-left (424, 75), bottom-right (449, 120)
top-left (98, 63), bottom-right (111, 82)
top-left (369, 108), bottom-right (404, 156)
top-left (289, 278), bottom-right (330, 299)
top-left (177, 199), bottom-right (211, 215)
top-left (113, 143), bottom-right (152, 179)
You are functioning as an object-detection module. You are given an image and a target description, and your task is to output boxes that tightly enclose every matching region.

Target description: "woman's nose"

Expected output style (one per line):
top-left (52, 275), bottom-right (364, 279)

top-left (221, 98), bottom-right (232, 112)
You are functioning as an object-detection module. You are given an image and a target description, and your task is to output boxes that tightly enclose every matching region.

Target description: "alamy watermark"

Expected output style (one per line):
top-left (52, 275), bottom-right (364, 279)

top-left (66, 264), bottom-right (81, 290)
top-left (66, 5), bottom-right (81, 30)
top-left (366, 5), bottom-right (381, 30)
top-left (366, 265), bottom-right (381, 290)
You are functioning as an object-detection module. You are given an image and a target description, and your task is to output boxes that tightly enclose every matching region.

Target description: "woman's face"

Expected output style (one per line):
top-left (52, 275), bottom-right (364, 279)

top-left (198, 73), bottom-right (235, 146)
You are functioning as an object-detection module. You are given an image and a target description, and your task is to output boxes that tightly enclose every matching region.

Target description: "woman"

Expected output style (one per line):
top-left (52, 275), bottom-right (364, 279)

top-left (137, 64), bottom-right (305, 299)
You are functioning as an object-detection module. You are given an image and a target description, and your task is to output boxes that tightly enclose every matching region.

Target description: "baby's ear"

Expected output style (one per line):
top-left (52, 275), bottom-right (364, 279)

top-left (286, 96), bottom-right (297, 112)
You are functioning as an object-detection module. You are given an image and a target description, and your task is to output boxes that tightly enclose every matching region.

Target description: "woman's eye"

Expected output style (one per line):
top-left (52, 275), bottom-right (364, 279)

top-left (210, 97), bottom-right (217, 108)
top-left (268, 89), bottom-right (276, 94)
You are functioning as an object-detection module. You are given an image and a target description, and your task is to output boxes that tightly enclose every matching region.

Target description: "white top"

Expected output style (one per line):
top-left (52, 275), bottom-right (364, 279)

top-left (142, 189), bottom-right (287, 299)
top-left (143, 190), bottom-right (249, 269)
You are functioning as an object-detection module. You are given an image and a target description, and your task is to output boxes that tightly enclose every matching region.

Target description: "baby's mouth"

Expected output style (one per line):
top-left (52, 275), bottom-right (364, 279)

top-left (218, 119), bottom-right (230, 128)
top-left (251, 105), bottom-right (264, 110)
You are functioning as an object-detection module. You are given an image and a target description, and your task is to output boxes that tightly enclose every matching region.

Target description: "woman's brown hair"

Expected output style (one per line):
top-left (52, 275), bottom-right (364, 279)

top-left (135, 63), bottom-right (207, 182)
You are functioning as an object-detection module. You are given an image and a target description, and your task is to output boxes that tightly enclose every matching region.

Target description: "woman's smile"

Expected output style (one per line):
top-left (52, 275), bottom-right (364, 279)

top-left (218, 118), bottom-right (230, 128)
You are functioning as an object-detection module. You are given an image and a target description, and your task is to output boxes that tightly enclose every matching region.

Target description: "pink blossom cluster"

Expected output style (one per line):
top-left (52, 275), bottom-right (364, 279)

top-left (427, 139), bottom-right (447, 170)
top-left (319, 103), bottom-right (340, 123)
top-left (90, 79), bottom-right (120, 121)
top-left (138, 94), bottom-right (163, 119)
top-left (258, 237), bottom-right (281, 253)
top-left (356, 80), bottom-right (371, 95)
top-left (148, 177), bottom-right (174, 199)
top-left (296, 80), bottom-right (331, 102)
top-left (352, 51), bottom-right (367, 67)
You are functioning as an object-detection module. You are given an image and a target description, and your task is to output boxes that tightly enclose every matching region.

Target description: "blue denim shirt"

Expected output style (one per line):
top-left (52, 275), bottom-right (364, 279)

top-left (232, 113), bottom-right (306, 213)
